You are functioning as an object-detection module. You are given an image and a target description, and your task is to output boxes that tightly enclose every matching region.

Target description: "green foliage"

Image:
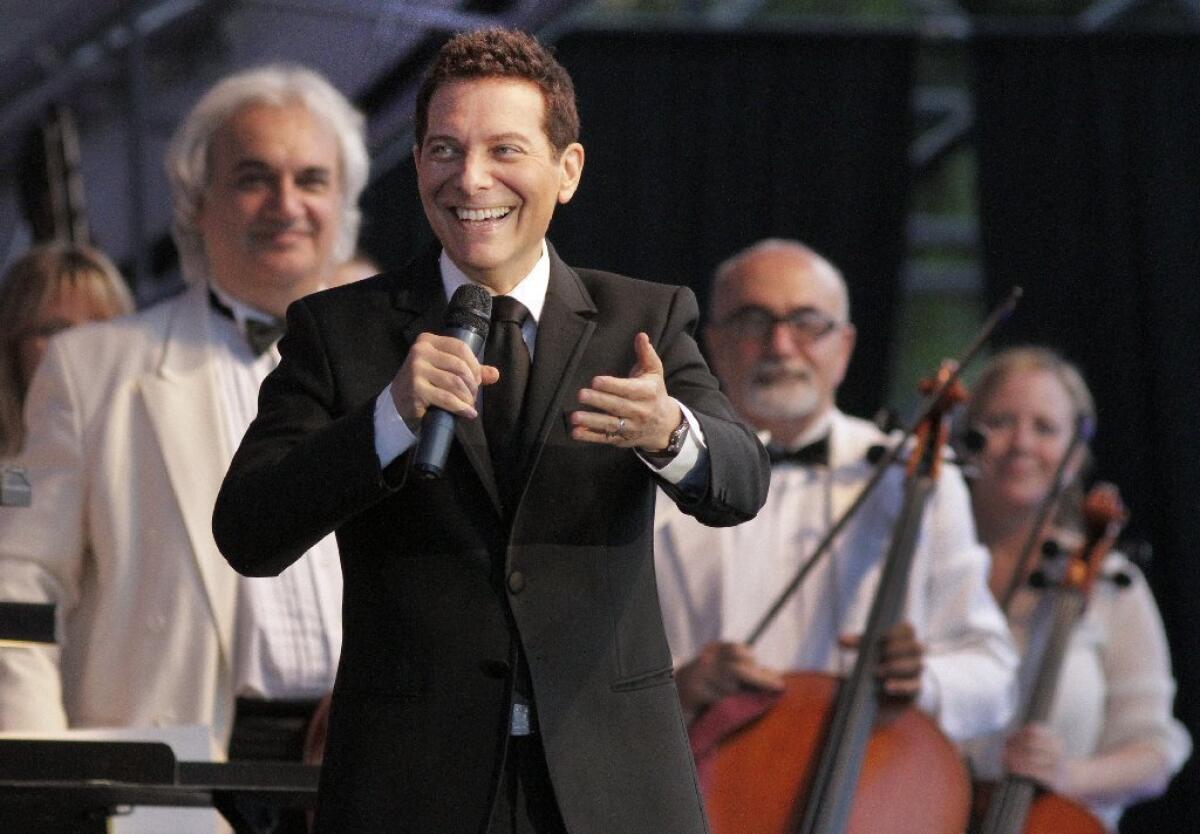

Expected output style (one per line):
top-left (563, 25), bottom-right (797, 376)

top-left (889, 292), bottom-right (985, 410)
top-left (759, 0), bottom-right (913, 17)
top-left (959, 0), bottom-right (1094, 13)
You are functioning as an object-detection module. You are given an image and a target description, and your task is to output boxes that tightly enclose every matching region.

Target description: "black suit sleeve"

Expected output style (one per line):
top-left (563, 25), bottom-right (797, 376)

top-left (213, 296), bottom-right (398, 577)
top-left (653, 284), bottom-right (770, 527)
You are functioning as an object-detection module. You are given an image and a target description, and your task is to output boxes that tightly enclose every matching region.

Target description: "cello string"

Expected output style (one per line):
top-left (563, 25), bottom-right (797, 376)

top-left (745, 286), bottom-right (1024, 647)
top-left (997, 414), bottom-right (1092, 613)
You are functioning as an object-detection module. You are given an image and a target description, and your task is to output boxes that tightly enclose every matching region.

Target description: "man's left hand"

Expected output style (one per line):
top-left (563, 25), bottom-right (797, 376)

top-left (570, 332), bottom-right (680, 451)
top-left (839, 621), bottom-right (924, 704)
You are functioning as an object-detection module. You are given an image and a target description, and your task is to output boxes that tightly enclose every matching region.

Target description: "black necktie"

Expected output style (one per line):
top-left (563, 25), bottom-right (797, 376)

top-left (483, 296), bottom-right (532, 508)
top-left (767, 434), bottom-right (830, 467)
top-left (208, 290), bottom-right (285, 356)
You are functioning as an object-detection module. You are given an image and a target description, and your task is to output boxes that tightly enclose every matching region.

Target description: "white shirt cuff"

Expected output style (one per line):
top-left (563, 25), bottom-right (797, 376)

top-left (637, 400), bottom-right (707, 485)
top-left (374, 384), bottom-right (418, 467)
top-left (916, 666), bottom-right (941, 719)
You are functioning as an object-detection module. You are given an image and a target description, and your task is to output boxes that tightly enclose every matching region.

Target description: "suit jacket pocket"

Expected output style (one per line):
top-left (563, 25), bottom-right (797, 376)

top-left (611, 663), bottom-right (675, 692)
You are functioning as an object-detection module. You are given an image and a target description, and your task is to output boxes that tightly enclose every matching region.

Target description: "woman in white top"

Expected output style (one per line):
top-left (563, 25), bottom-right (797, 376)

top-left (963, 346), bottom-right (1190, 831)
top-left (0, 242), bottom-right (132, 457)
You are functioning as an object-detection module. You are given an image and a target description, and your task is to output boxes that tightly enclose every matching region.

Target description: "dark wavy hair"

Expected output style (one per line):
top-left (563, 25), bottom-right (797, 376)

top-left (415, 28), bottom-right (580, 155)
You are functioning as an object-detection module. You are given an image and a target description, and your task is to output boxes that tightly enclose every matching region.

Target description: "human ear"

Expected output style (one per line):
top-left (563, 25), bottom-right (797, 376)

top-left (556, 143), bottom-right (585, 204)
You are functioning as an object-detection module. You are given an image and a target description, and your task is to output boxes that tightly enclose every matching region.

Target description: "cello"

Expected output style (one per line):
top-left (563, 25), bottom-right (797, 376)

top-left (969, 483), bottom-right (1125, 834)
top-left (691, 361), bottom-right (974, 834)
top-left (689, 289), bottom-right (1022, 834)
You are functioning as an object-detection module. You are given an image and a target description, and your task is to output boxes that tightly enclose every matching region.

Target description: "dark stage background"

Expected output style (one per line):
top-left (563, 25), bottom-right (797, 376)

top-left (359, 27), bottom-right (1198, 831)
top-left (362, 29), bottom-right (917, 421)
top-left (972, 30), bottom-right (1200, 833)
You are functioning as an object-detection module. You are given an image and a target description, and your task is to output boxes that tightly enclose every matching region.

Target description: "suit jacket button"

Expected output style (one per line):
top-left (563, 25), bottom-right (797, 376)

top-left (507, 571), bottom-right (526, 594)
top-left (480, 659), bottom-right (511, 679)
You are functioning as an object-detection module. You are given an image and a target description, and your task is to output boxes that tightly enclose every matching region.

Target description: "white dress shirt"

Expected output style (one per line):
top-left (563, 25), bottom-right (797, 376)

top-left (962, 551), bottom-right (1191, 830)
top-left (208, 282), bottom-right (342, 700)
top-left (655, 407), bottom-right (1018, 743)
top-left (372, 243), bottom-right (707, 485)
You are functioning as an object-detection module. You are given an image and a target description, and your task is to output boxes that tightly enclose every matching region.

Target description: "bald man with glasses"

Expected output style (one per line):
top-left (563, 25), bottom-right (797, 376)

top-left (654, 238), bottom-right (1017, 744)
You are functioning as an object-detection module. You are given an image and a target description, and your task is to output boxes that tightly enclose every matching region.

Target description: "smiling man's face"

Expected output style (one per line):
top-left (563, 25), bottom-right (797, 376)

top-left (706, 245), bottom-right (856, 446)
top-left (197, 102), bottom-right (342, 306)
top-left (414, 77), bottom-right (584, 293)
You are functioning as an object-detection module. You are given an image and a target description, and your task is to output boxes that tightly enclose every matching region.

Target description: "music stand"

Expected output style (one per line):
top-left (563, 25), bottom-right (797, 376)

top-left (0, 739), bottom-right (318, 833)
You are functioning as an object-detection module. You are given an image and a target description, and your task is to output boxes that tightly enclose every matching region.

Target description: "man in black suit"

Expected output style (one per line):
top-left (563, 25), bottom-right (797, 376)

top-left (213, 28), bottom-right (769, 834)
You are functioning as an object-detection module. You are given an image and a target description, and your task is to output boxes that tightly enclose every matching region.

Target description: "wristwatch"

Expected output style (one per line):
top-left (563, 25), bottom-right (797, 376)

top-left (650, 416), bottom-right (690, 459)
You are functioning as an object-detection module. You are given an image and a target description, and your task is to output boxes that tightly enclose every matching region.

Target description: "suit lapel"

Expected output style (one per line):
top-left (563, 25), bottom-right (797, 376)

top-left (138, 284), bottom-right (237, 663)
top-left (393, 252), bottom-right (503, 517)
top-left (515, 249), bottom-right (597, 502)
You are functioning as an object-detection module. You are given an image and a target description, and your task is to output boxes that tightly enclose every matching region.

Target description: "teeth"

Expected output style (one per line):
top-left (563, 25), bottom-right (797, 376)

top-left (456, 206), bottom-right (512, 221)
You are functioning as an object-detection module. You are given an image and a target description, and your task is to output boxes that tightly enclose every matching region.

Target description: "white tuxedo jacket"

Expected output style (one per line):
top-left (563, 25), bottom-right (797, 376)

top-left (0, 284), bottom-right (237, 754)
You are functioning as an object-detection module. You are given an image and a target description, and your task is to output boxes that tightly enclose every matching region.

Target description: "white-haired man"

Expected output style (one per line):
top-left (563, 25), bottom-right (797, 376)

top-left (655, 239), bottom-right (1017, 745)
top-left (0, 63), bottom-right (367, 781)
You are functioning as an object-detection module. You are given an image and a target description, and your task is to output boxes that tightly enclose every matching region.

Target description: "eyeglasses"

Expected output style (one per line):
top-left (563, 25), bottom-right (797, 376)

top-left (712, 306), bottom-right (841, 344)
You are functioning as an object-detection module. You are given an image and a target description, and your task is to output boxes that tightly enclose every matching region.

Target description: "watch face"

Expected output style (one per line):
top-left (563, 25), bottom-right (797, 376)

top-left (668, 420), bottom-right (689, 453)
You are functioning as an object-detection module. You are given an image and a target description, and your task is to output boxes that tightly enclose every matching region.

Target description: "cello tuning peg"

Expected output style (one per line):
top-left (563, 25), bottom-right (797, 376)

top-left (873, 407), bottom-right (901, 434)
top-left (1107, 571), bottom-right (1133, 589)
top-left (961, 427), bottom-right (987, 453)
top-left (1119, 537), bottom-right (1154, 571)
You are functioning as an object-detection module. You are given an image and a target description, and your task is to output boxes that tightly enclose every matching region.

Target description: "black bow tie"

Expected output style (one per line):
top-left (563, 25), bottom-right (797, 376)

top-left (209, 291), bottom-right (285, 356)
top-left (243, 318), bottom-right (286, 356)
top-left (767, 434), bottom-right (830, 467)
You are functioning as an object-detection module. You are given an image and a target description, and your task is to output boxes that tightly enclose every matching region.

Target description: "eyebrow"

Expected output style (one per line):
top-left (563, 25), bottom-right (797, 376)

top-left (231, 159), bottom-right (274, 172)
top-left (730, 304), bottom-right (827, 315)
top-left (487, 132), bottom-right (533, 144)
top-left (230, 159), bottom-right (333, 175)
top-left (423, 132), bottom-right (534, 145)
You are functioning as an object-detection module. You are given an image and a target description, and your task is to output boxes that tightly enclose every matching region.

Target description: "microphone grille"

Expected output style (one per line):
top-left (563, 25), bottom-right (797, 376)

top-left (444, 284), bottom-right (493, 335)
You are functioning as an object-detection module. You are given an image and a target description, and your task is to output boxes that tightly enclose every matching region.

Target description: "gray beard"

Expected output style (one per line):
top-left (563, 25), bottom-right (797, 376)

top-left (741, 378), bottom-right (821, 424)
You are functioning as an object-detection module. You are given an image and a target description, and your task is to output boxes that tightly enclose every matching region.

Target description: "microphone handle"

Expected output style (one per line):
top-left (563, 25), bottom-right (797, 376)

top-left (413, 325), bottom-right (487, 478)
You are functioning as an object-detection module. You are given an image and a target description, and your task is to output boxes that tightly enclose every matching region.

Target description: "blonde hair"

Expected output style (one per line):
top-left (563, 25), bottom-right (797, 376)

top-left (967, 345), bottom-right (1097, 529)
top-left (967, 346), bottom-right (1096, 435)
top-left (0, 243), bottom-right (133, 456)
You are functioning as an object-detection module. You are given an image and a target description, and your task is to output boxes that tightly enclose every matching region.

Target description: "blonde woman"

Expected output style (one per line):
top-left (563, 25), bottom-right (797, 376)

top-left (0, 242), bottom-right (133, 456)
top-left (964, 346), bottom-right (1190, 831)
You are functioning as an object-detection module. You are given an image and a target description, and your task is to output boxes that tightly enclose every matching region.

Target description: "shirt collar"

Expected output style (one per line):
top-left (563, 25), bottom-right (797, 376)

top-left (208, 280), bottom-right (286, 328)
top-left (757, 407), bottom-right (835, 452)
top-left (438, 241), bottom-right (550, 322)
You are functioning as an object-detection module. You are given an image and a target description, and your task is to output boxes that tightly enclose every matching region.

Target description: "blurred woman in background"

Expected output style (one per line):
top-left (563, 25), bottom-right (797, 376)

top-left (0, 242), bottom-right (133, 457)
top-left (964, 346), bottom-right (1190, 831)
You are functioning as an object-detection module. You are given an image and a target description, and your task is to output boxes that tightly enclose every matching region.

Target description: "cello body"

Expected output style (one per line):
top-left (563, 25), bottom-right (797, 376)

top-left (1021, 794), bottom-right (1106, 834)
top-left (970, 782), bottom-right (1106, 834)
top-left (688, 363), bottom-right (976, 834)
top-left (692, 672), bottom-right (971, 834)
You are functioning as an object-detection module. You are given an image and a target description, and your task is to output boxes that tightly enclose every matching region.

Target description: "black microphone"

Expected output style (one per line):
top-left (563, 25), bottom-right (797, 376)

top-left (413, 284), bottom-right (492, 479)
